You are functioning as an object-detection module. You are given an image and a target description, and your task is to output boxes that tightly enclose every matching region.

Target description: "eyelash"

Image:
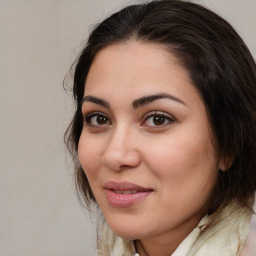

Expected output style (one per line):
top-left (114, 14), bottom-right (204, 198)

top-left (83, 112), bottom-right (111, 127)
top-left (142, 111), bottom-right (175, 127)
top-left (83, 111), bottom-right (175, 128)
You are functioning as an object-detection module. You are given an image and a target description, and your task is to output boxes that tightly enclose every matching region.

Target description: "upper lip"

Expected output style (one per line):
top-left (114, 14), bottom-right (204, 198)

top-left (104, 181), bottom-right (153, 192)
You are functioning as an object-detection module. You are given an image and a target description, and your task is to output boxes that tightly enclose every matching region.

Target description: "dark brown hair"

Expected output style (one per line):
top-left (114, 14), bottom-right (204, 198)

top-left (65, 0), bottom-right (256, 211)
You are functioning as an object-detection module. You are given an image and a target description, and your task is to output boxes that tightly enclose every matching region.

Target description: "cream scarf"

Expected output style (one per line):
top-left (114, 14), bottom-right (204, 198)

top-left (96, 202), bottom-right (254, 256)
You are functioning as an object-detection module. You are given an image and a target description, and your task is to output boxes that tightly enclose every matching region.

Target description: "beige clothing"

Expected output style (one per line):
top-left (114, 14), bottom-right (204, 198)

top-left (240, 199), bottom-right (256, 256)
top-left (97, 200), bottom-right (255, 256)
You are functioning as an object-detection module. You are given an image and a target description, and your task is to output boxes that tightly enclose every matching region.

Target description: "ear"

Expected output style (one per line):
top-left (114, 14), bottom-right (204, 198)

top-left (219, 154), bottom-right (234, 171)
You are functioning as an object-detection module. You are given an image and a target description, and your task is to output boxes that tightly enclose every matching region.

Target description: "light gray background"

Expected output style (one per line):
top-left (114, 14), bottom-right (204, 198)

top-left (1, 0), bottom-right (255, 255)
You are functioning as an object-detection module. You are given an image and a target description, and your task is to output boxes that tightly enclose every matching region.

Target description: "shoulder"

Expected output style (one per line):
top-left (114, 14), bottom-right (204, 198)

top-left (240, 195), bottom-right (256, 256)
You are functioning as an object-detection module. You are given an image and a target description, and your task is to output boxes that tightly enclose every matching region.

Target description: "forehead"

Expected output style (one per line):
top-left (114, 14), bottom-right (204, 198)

top-left (85, 41), bottom-right (194, 98)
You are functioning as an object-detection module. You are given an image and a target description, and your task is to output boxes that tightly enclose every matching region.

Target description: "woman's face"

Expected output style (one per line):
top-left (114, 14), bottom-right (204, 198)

top-left (78, 41), bottom-right (223, 242)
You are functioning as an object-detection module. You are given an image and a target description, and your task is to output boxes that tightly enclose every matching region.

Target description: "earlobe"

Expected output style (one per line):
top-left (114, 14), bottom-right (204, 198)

top-left (219, 154), bottom-right (234, 171)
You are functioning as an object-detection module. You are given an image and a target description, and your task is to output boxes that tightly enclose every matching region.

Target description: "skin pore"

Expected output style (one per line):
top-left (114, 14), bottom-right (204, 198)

top-left (78, 41), bottom-right (224, 256)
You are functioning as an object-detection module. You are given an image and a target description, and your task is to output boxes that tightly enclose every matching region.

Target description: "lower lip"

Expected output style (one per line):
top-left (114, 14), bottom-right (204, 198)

top-left (104, 189), bottom-right (152, 208)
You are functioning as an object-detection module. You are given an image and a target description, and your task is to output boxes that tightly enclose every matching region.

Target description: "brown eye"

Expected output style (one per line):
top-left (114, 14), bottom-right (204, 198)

top-left (97, 115), bottom-right (108, 125)
top-left (84, 112), bottom-right (111, 127)
top-left (152, 116), bottom-right (166, 126)
top-left (142, 112), bottom-right (175, 127)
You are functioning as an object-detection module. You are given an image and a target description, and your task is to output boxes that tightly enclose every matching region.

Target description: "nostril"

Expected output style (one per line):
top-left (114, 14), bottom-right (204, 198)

top-left (101, 148), bottom-right (141, 172)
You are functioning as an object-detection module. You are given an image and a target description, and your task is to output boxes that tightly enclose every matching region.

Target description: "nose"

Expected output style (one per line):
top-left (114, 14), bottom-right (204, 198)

top-left (101, 126), bottom-right (141, 171)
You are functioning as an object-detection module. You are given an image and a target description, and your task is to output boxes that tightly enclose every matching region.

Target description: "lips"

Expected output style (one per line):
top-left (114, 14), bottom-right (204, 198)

top-left (104, 181), bottom-right (153, 207)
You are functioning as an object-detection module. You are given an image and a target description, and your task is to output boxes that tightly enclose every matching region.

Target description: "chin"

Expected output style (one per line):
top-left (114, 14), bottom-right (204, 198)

top-left (106, 219), bottom-right (145, 240)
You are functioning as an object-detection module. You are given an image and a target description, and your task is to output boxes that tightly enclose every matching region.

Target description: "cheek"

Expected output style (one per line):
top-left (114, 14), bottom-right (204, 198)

top-left (78, 135), bottom-right (102, 180)
top-left (143, 132), bottom-right (218, 187)
top-left (145, 137), bottom-right (218, 217)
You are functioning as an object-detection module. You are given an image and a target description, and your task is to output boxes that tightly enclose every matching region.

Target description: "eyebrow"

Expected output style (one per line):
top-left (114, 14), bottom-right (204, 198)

top-left (132, 93), bottom-right (186, 108)
top-left (82, 95), bottom-right (110, 108)
top-left (81, 93), bottom-right (185, 109)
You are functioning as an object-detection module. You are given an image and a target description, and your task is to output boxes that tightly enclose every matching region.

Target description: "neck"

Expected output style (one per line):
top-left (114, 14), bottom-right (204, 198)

top-left (134, 211), bottom-right (206, 256)
top-left (135, 238), bottom-right (177, 256)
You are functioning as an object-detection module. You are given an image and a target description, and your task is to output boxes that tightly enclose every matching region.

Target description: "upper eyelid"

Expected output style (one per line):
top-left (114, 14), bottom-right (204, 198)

top-left (83, 112), bottom-right (112, 127)
top-left (84, 111), bottom-right (107, 117)
top-left (82, 110), bottom-right (176, 123)
top-left (143, 111), bottom-right (175, 120)
top-left (82, 110), bottom-right (109, 117)
top-left (83, 111), bottom-right (111, 122)
top-left (140, 111), bottom-right (175, 129)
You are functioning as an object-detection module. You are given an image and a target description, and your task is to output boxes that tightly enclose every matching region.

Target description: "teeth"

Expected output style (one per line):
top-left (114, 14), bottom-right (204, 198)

top-left (114, 190), bottom-right (138, 194)
top-left (123, 190), bottom-right (131, 194)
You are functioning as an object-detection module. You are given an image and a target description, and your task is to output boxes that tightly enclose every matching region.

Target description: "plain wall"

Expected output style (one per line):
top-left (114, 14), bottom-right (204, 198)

top-left (0, 0), bottom-right (255, 255)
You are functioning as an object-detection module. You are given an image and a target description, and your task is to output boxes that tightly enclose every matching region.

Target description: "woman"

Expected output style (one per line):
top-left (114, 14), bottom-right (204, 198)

top-left (65, 0), bottom-right (256, 255)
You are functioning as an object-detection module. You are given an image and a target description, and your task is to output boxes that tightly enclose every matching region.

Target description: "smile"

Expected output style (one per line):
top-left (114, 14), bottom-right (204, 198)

top-left (104, 181), bottom-right (153, 207)
top-left (114, 190), bottom-right (138, 194)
